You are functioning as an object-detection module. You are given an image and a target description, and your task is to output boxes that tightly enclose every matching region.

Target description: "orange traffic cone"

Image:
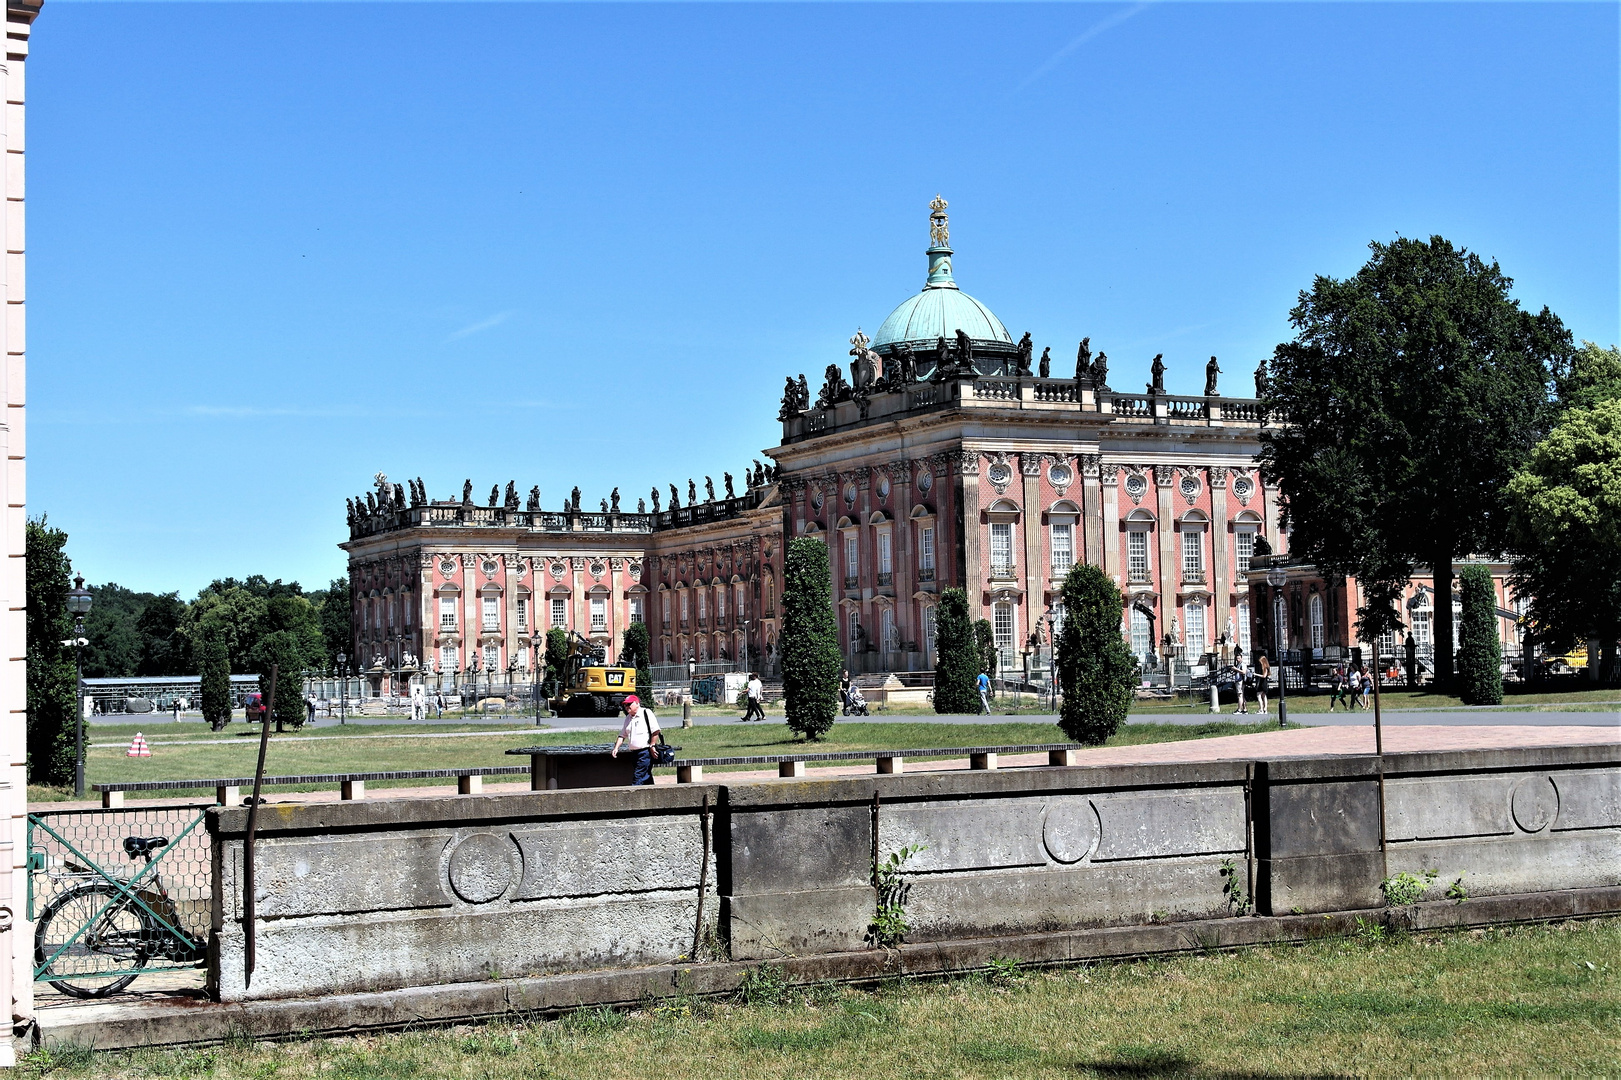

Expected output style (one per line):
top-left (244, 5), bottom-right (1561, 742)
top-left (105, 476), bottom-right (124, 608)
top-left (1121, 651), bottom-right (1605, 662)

top-left (126, 732), bottom-right (151, 758)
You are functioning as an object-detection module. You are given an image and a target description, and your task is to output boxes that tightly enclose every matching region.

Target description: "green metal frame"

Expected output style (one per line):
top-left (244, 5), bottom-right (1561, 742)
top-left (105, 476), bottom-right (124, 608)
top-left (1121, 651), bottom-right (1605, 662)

top-left (27, 807), bottom-right (210, 982)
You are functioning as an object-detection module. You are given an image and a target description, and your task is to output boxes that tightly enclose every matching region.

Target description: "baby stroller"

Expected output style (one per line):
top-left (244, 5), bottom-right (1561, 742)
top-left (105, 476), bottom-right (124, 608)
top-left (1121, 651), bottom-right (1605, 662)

top-left (846, 685), bottom-right (871, 717)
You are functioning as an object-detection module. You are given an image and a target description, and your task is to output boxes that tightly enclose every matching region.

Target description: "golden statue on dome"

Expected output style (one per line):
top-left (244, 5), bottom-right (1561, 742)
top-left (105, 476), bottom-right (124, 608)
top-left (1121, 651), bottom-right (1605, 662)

top-left (929, 194), bottom-right (949, 247)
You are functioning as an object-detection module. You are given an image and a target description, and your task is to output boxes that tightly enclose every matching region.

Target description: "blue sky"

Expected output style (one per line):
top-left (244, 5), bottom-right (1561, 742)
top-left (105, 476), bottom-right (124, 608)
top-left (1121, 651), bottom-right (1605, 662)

top-left (29, 2), bottom-right (1619, 596)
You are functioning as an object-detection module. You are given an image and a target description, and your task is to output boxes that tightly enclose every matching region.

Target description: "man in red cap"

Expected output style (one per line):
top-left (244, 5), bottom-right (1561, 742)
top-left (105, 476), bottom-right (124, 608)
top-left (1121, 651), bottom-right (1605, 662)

top-left (610, 695), bottom-right (663, 785)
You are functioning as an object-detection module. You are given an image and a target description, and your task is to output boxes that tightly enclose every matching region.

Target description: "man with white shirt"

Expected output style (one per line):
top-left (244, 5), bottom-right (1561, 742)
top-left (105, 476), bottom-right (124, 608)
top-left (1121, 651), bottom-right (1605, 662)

top-left (610, 695), bottom-right (663, 785)
top-left (742, 672), bottom-right (765, 721)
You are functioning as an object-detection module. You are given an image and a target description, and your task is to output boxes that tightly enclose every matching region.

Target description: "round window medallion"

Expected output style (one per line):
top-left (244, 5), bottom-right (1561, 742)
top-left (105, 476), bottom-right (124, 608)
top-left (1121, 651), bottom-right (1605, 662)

top-left (811, 491), bottom-right (825, 510)
top-left (1180, 476), bottom-right (1201, 499)
top-left (481, 559), bottom-right (499, 577)
top-left (1125, 475), bottom-right (1148, 499)
top-left (590, 561), bottom-right (606, 578)
top-left (1049, 463), bottom-right (1073, 488)
top-left (1233, 477), bottom-right (1254, 499)
top-left (988, 463), bottom-right (1012, 486)
top-left (843, 483), bottom-right (857, 506)
top-left (917, 471), bottom-right (933, 494)
top-left (877, 477), bottom-right (891, 500)
top-left (550, 561), bottom-right (566, 578)
top-left (438, 558), bottom-right (457, 576)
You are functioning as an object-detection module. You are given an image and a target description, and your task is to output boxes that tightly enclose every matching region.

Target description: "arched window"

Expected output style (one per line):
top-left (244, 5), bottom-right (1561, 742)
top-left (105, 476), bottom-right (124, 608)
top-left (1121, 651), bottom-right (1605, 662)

top-left (880, 607), bottom-right (896, 654)
top-left (1184, 600), bottom-right (1207, 658)
top-left (847, 610), bottom-right (862, 659)
top-left (923, 606), bottom-right (938, 661)
top-left (993, 601), bottom-right (1015, 671)
top-left (1129, 607), bottom-right (1153, 663)
top-left (1309, 594), bottom-right (1325, 651)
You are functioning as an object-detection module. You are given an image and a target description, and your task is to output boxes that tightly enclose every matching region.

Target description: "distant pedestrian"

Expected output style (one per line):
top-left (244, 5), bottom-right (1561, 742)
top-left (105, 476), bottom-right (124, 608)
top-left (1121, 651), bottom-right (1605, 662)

top-left (1350, 664), bottom-right (1368, 709)
top-left (1328, 665), bottom-right (1346, 711)
top-left (172, 699), bottom-right (181, 723)
top-left (840, 670), bottom-right (853, 716)
top-left (1254, 651), bottom-right (1270, 715)
top-left (742, 672), bottom-right (764, 721)
top-left (610, 695), bottom-right (664, 786)
top-left (1234, 658), bottom-right (1248, 715)
top-left (305, 696), bottom-right (317, 726)
top-left (977, 670), bottom-right (992, 715)
top-left (435, 691), bottom-right (446, 718)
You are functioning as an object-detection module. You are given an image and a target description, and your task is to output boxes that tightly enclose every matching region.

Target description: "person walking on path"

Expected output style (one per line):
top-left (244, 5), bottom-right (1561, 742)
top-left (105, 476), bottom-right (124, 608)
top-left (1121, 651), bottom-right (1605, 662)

top-left (305, 696), bottom-right (317, 727)
top-left (610, 695), bottom-right (664, 786)
top-left (1234, 658), bottom-right (1248, 715)
top-left (172, 699), bottom-right (182, 723)
top-left (840, 670), bottom-right (853, 716)
top-left (435, 691), bottom-right (445, 719)
top-left (1328, 664), bottom-right (1346, 711)
top-left (742, 672), bottom-right (765, 721)
top-left (1254, 651), bottom-right (1270, 716)
top-left (977, 670), bottom-right (992, 715)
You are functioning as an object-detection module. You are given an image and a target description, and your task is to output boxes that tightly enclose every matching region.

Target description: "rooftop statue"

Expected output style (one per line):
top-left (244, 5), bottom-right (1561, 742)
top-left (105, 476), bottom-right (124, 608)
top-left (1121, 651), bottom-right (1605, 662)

top-left (638, 497), bottom-right (646, 513)
top-left (797, 374), bottom-right (811, 412)
top-left (1075, 337), bottom-right (1092, 385)
top-left (527, 485), bottom-right (540, 511)
top-left (611, 487), bottom-right (621, 512)
top-left (489, 485), bottom-right (500, 507)
top-left (705, 476), bottom-right (715, 502)
top-left (394, 483), bottom-right (405, 509)
top-left (779, 376), bottom-right (799, 421)
top-left (651, 487), bottom-right (661, 512)
top-left (1014, 332), bottom-right (1034, 377)
top-left (724, 472), bottom-right (735, 499)
top-left (891, 341), bottom-right (917, 384)
top-left (345, 497), bottom-right (356, 526)
top-left (601, 498), bottom-right (608, 513)
top-left (462, 479), bottom-right (473, 505)
top-left (1092, 351), bottom-right (1110, 392)
top-left (571, 486), bottom-right (581, 512)
top-left (929, 194), bottom-right (949, 247)
top-left (1204, 356), bottom-right (1222, 397)
top-left (366, 491), bottom-right (377, 514)
top-left (504, 481), bottom-right (519, 510)
top-left (1255, 358), bottom-right (1270, 398)
top-left (688, 479), bottom-right (697, 504)
top-left (849, 329), bottom-right (881, 390)
top-left (929, 335), bottom-right (951, 382)
top-left (669, 483), bottom-right (680, 510)
top-left (1149, 354), bottom-right (1166, 396)
top-left (1038, 347), bottom-right (1051, 379)
top-left (817, 363), bottom-right (849, 408)
top-left (954, 328), bottom-right (974, 373)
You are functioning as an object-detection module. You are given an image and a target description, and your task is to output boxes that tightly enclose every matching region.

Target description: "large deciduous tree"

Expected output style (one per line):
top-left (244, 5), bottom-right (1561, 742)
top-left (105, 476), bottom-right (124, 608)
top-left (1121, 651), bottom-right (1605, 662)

top-left (1259, 236), bottom-right (1570, 686)
top-left (25, 517), bottom-right (79, 786)
top-left (1504, 352), bottom-right (1621, 685)
top-left (316, 577), bottom-right (354, 670)
top-left (621, 620), bottom-right (653, 696)
top-left (199, 628), bottom-right (232, 731)
top-left (252, 630), bottom-right (308, 731)
top-left (1055, 565), bottom-right (1137, 745)
top-left (780, 537), bottom-right (841, 740)
top-left (932, 589), bottom-right (979, 714)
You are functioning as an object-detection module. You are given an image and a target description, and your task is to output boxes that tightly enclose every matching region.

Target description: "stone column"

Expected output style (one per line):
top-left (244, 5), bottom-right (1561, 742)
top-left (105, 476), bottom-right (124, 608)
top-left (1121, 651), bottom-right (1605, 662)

top-left (1081, 453), bottom-right (1103, 569)
top-left (505, 555), bottom-right (520, 673)
top-left (608, 559), bottom-right (624, 664)
top-left (1101, 464), bottom-right (1121, 583)
top-left (1154, 466), bottom-right (1177, 640)
top-left (1264, 483), bottom-right (1284, 554)
top-left (572, 558), bottom-right (586, 640)
top-left (1210, 467), bottom-right (1231, 647)
top-left (462, 555), bottom-right (479, 673)
top-left (957, 447), bottom-right (981, 606)
top-left (1021, 454), bottom-right (1043, 646)
top-left (891, 461), bottom-right (914, 661)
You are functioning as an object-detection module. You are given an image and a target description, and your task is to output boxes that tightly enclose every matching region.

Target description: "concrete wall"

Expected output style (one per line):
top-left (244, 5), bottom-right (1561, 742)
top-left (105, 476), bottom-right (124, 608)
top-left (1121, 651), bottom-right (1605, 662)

top-left (210, 743), bottom-right (1619, 1003)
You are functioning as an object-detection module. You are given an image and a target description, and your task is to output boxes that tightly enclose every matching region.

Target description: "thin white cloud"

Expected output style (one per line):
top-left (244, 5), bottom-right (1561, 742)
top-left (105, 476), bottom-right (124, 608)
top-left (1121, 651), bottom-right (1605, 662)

top-left (444, 310), bottom-right (515, 342)
top-left (184, 405), bottom-right (364, 418)
top-left (1016, 3), bottom-right (1153, 93)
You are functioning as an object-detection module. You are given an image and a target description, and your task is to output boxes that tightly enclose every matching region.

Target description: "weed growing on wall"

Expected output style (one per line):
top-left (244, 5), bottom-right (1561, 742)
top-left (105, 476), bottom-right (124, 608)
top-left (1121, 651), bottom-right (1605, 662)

top-left (1219, 858), bottom-right (1252, 915)
top-left (1380, 869), bottom-right (1438, 907)
top-left (868, 844), bottom-right (925, 948)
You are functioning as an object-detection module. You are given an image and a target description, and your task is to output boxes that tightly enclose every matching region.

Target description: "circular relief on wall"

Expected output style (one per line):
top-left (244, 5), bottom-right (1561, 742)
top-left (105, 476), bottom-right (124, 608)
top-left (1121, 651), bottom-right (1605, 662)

top-left (481, 559), bottom-right (499, 577)
top-left (987, 463), bottom-right (1013, 487)
top-left (917, 471), bottom-right (933, 494)
top-left (811, 490), bottom-right (825, 510)
top-left (438, 558), bottom-right (457, 576)
top-left (877, 476), bottom-right (891, 500)
top-left (1180, 476), bottom-right (1201, 500)
top-left (1511, 775), bottom-right (1559, 833)
top-left (589, 561), bottom-right (606, 578)
top-left (843, 483), bottom-right (857, 506)
top-left (446, 832), bottom-right (519, 904)
top-left (1125, 475), bottom-right (1148, 500)
top-left (550, 561), bottom-right (567, 578)
top-left (628, 562), bottom-right (642, 581)
top-left (1232, 477), bottom-right (1254, 499)
top-left (1041, 800), bottom-right (1100, 864)
top-left (1048, 463), bottom-right (1073, 488)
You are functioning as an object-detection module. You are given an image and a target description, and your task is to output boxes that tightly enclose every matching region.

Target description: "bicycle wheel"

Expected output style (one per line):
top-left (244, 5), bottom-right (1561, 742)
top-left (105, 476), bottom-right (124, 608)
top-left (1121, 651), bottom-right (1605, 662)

top-left (35, 882), bottom-right (153, 998)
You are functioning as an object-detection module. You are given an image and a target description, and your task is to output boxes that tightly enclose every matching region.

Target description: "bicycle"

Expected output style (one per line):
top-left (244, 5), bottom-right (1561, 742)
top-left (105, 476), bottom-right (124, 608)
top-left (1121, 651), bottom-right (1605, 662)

top-left (34, 834), bottom-right (208, 998)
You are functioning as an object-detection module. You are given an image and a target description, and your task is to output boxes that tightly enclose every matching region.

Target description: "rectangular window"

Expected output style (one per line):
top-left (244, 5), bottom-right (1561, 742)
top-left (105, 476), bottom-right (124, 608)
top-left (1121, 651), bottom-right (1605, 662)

top-left (919, 527), bottom-right (936, 580)
top-left (483, 643), bottom-right (500, 670)
top-left (516, 598), bottom-right (527, 631)
top-left (1184, 601), bottom-right (1206, 657)
top-left (1309, 594), bottom-right (1325, 651)
top-left (630, 596), bottom-right (643, 624)
top-left (993, 601), bottom-right (1016, 671)
top-left (716, 589), bottom-right (725, 621)
top-left (439, 596), bottom-right (457, 630)
top-left (697, 591), bottom-right (707, 620)
top-left (1235, 530), bottom-right (1255, 573)
top-left (880, 607), bottom-right (895, 652)
top-left (736, 584), bottom-right (746, 619)
top-left (878, 531), bottom-right (892, 583)
top-left (1130, 608), bottom-right (1153, 662)
top-left (1412, 610), bottom-right (1431, 648)
top-left (990, 522), bottom-right (1014, 574)
top-left (440, 644), bottom-right (457, 672)
top-left (680, 592), bottom-right (689, 621)
top-left (386, 599), bottom-right (395, 628)
top-left (1127, 530), bottom-right (1150, 582)
top-left (482, 595), bottom-right (499, 631)
top-left (844, 535), bottom-right (859, 586)
top-left (1237, 600), bottom-right (1251, 656)
top-left (848, 610), bottom-right (862, 657)
top-left (551, 597), bottom-right (567, 628)
top-left (1051, 601), bottom-right (1066, 641)
top-left (1051, 523), bottom-right (1074, 575)
top-left (663, 594), bottom-right (671, 620)
top-left (924, 606), bottom-right (938, 659)
top-left (1181, 529), bottom-right (1203, 582)
top-left (591, 596), bottom-right (607, 632)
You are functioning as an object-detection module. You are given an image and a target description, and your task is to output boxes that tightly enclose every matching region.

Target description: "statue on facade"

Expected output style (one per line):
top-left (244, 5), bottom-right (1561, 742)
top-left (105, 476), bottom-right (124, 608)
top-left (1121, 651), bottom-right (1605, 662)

top-left (796, 374), bottom-right (811, 412)
top-left (849, 329), bottom-right (881, 390)
top-left (571, 486), bottom-right (581, 512)
top-left (1091, 351), bottom-right (1110, 391)
top-left (600, 498), bottom-right (608, 513)
top-left (816, 364), bottom-right (848, 408)
top-left (669, 484), bottom-right (680, 510)
top-left (700, 476), bottom-right (712, 502)
top-left (929, 336), bottom-right (951, 382)
top-left (394, 483), bottom-right (405, 509)
top-left (487, 485), bottom-right (498, 507)
top-left (1149, 354), bottom-right (1166, 396)
top-left (1204, 356), bottom-right (1221, 396)
top-left (751, 460), bottom-right (763, 487)
top-left (504, 481), bottom-right (519, 510)
top-left (1014, 332), bottom-right (1034, 377)
top-left (891, 341), bottom-right (917, 384)
top-left (638, 497), bottom-right (646, 513)
top-left (954, 329), bottom-right (974, 373)
top-left (527, 485), bottom-right (540, 511)
top-left (779, 375), bottom-right (801, 421)
top-left (724, 472), bottom-right (735, 499)
top-left (610, 487), bottom-right (621, 512)
top-left (345, 498), bottom-right (356, 526)
top-left (688, 479), bottom-right (697, 504)
top-left (1169, 615), bottom-right (1182, 647)
top-left (651, 487), bottom-right (661, 512)
top-left (366, 491), bottom-right (377, 514)
top-left (1254, 358), bottom-right (1270, 398)
top-left (462, 479), bottom-right (473, 504)
top-left (1075, 337), bottom-right (1092, 384)
top-left (1038, 347), bottom-right (1051, 379)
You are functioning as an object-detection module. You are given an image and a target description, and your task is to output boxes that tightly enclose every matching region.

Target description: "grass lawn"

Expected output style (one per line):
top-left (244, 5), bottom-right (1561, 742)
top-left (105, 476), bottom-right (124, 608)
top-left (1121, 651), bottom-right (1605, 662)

top-left (22, 918), bottom-right (1619, 1078)
top-left (28, 719), bottom-right (1301, 803)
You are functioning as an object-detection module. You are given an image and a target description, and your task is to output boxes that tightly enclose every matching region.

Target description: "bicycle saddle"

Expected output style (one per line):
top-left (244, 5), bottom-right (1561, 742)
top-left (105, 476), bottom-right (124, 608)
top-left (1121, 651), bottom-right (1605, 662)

top-left (122, 836), bottom-right (169, 860)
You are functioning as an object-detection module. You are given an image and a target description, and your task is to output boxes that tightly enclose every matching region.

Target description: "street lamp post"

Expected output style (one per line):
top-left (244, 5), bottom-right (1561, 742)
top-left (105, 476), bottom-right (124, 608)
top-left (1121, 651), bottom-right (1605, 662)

top-left (1044, 604), bottom-right (1058, 715)
top-left (336, 652), bottom-right (348, 725)
top-left (66, 575), bottom-right (93, 798)
top-left (1267, 566), bottom-right (1290, 728)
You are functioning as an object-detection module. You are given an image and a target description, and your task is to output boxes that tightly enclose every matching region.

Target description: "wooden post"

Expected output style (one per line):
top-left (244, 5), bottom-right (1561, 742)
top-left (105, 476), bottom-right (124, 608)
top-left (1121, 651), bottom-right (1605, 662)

top-left (970, 752), bottom-right (998, 771)
top-left (457, 774), bottom-right (482, 795)
top-left (1047, 748), bottom-right (1075, 767)
top-left (875, 755), bottom-right (903, 774)
top-left (217, 785), bottom-right (240, 806)
top-left (778, 760), bottom-right (806, 778)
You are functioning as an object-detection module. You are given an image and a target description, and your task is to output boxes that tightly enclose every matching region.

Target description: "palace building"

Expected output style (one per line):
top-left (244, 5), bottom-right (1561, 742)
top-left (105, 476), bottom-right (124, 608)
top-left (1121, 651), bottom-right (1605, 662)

top-left (341, 198), bottom-right (1522, 690)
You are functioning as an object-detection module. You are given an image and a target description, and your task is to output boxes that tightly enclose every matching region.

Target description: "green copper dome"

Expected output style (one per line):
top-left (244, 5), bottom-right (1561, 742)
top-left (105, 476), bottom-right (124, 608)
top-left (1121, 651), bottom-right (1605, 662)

top-left (872, 197), bottom-right (1011, 350)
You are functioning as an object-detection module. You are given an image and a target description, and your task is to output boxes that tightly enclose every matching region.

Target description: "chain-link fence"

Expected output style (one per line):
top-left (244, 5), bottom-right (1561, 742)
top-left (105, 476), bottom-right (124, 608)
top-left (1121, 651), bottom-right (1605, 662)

top-left (28, 804), bottom-right (213, 994)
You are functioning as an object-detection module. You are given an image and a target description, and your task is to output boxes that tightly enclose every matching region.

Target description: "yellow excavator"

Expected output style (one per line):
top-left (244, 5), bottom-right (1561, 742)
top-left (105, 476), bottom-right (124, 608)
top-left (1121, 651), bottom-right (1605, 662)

top-left (549, 632), bottom-right (637, 717)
